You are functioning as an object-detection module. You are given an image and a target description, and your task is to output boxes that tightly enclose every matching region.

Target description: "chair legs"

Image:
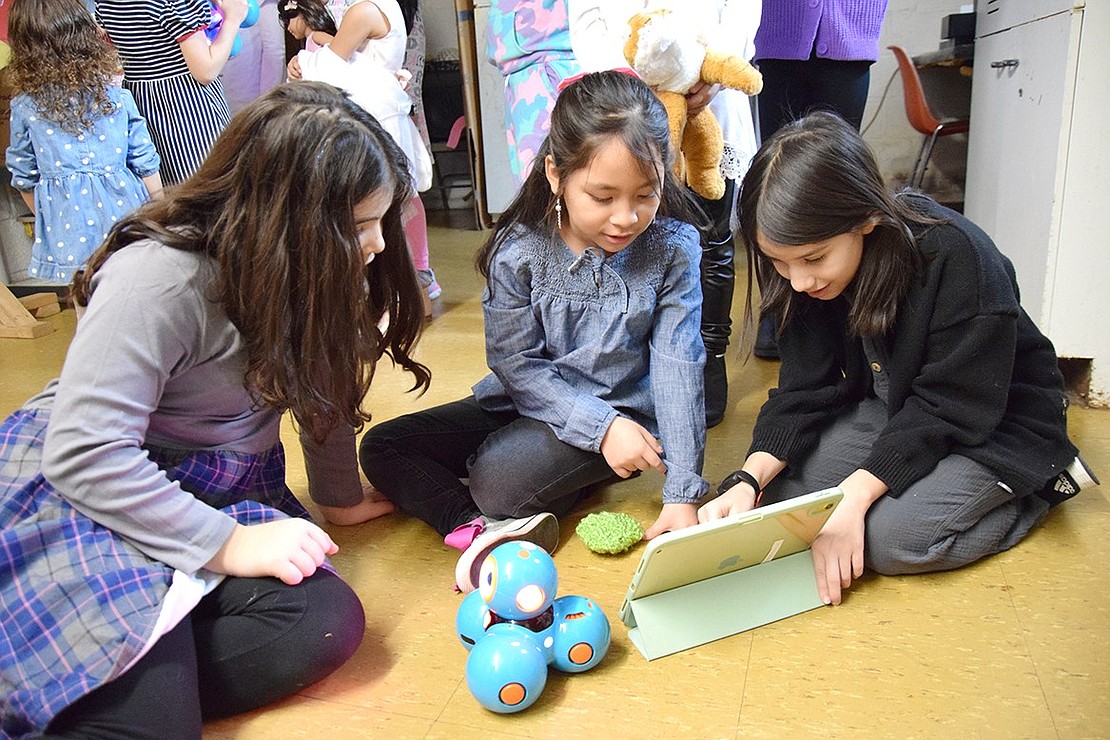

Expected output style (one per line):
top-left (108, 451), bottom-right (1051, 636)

top-left (910, 125), bottom-right (944, 189)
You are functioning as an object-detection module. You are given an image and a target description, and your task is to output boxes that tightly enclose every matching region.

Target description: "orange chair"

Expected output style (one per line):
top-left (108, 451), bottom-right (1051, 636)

top-left (888, 45), bottom-right (970, 188)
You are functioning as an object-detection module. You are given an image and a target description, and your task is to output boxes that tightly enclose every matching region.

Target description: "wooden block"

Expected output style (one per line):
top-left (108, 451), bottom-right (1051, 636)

top-left (0, 320), bottom-right (54, 339)
top-left (1, 283), bottom-right (56, 339)
top-left (18, 292), bottom-right (59, 311)
top-left (31, 302), bottom-right (61, 318)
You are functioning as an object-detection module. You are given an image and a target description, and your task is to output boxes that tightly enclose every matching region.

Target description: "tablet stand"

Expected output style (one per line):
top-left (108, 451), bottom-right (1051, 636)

top-left (624, 550), bottom-right (825, 660)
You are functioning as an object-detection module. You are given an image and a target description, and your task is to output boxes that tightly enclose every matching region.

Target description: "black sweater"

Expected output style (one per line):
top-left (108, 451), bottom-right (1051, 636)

top-left (750, 197), bottom-right (1078, 498)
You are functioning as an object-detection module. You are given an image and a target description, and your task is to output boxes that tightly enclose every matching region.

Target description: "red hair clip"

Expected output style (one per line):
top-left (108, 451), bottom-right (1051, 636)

top-left (557, 67), bottom-right (641, 93)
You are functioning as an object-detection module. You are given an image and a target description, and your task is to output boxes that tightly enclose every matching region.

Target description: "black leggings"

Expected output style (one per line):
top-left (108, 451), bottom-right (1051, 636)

top-left (756, 55), bottom-right (874, 136)
top-left (44, 570), bottom-right (364, 739)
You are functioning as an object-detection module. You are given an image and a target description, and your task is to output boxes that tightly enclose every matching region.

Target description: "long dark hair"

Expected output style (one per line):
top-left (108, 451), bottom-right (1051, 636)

top-left (277, 0), bottom-right (338, 35)
top-left (73, 82), bottom-right (430, 439)
top-left (476, 70), bottom-right (701, 277)
top-left (738, 111), bottom-right (935, 338)
top-left (6, 0), bottom-right (121, 135)
top-left (278, 0), bottom-right (418, 35)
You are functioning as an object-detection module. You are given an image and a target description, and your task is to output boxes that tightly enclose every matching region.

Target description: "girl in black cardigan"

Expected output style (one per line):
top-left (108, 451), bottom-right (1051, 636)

top-left (703, 112), bottom-right (1097, 605)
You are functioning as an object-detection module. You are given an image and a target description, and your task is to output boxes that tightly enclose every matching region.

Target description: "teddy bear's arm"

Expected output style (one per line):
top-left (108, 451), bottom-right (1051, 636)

top-left (701, 51), bottom-right (763, 96)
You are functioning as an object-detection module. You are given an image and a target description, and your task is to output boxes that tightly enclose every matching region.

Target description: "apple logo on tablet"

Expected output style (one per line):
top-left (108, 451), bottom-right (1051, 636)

top-left (718, 555), bottom-right (742, 570)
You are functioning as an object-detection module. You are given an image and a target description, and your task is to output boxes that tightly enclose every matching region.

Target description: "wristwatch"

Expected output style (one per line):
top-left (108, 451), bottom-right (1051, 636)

top-left (717, 469), bottom-right (762, 501)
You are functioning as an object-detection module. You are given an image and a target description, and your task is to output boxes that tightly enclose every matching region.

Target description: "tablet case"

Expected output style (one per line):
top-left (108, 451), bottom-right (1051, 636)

top-left (620, 488), bottom-right (842, 660)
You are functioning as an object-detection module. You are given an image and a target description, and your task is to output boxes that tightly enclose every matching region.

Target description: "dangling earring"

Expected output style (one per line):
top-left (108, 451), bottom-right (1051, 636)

top-left (555, 198), bottom-right (562, 230)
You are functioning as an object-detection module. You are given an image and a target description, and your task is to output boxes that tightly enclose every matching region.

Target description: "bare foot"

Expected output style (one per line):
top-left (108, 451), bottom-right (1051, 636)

top-left (318, 483), bottom-right (397, 526)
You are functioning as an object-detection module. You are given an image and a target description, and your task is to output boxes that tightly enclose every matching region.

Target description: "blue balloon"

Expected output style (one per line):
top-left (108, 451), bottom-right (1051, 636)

top-left (242, 0), bottom-right (260, 28)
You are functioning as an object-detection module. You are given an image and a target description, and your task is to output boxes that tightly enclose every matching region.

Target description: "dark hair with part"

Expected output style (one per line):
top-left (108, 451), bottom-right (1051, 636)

top-left (738, 110), bottom-right (936, 339)
top-left (476, 70), bottom-right (701, 277)
top-left (277, 0), bottom-right (338, 35)
top-left (73, 82), bottom-right (430, 440)
top-left (278, 0), bottom-right (418, 35)
top-left (5, 0), bottom-right (121, 135)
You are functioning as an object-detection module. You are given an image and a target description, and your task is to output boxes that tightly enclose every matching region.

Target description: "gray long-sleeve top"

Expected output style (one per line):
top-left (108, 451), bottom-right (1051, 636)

top-left (30, 240), bottom-right (298, 573)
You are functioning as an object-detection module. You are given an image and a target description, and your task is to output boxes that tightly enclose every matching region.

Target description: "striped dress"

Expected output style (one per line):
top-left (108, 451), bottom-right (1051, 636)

top-left (95, 0), bottom-right (232, 186)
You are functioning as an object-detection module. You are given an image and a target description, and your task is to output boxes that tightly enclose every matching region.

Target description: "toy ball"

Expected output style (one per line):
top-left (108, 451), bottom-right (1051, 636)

top-left (549, 594), bottom-right (610, 673)
top-left (575, 511), bottom-right (643, 554)
top-left (478, 541), bottom-right (558, 621)
top-left (464, 623), bottom-right (548, 713)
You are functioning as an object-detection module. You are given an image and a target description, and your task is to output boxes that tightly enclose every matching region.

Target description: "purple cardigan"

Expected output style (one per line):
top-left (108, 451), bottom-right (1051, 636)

top-left (754, 0), bottom-right (889, 62)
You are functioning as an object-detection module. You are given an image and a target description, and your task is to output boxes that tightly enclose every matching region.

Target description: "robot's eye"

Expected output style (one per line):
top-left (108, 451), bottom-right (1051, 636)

top-left (479, 555), bottom-right (498, 601)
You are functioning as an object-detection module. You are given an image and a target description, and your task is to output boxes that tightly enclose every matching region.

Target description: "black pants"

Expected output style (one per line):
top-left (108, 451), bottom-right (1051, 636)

top-left (44, 570), bottom-right (364, 739)
top-left (753, 54), bottom-right (873, 357)
top-left (692, 178), bottom-right (736, 427)
top-left (756, 55), bottom-right (874, 137)
top-left (359, 396), bottom-right (613, 537)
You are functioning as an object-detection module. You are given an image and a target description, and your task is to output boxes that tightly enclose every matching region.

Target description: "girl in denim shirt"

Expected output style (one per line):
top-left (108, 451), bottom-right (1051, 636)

top-left (361, 70), bottom-right (710, 592)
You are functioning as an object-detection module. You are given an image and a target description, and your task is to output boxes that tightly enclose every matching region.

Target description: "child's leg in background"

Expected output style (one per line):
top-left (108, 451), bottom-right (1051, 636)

top-left (359, 396), bottom-right (512, 536)
top-left (468, 416), bottom-right (614, 520)
top-left (691, 178), bottom-right (736, 428)
top-left (760, 397), bottom-right (1052, 575)
top-left (403, 195), bottom-right (439, 302)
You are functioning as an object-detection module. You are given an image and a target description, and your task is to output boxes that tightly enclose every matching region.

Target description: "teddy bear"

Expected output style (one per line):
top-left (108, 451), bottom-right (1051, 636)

top-left (623, 9), bottom-right (763, 200)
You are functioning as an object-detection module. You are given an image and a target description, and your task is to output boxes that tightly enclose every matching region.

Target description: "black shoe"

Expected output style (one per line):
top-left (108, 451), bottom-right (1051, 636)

top-left (753, 314), bottom-right (780, 360)
top-left (704, 353), bottom-right (728, 428)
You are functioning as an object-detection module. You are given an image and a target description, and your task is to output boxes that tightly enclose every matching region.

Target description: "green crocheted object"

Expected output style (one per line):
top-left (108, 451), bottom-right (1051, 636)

top-left (575, 511), bottom-right (644, 554)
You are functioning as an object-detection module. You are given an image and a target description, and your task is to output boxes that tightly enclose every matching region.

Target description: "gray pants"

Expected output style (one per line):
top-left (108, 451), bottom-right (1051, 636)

top-left (762, 398), bottom-right (1051, 575)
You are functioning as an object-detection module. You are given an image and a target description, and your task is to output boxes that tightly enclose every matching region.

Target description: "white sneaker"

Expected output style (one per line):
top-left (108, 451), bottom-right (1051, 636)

top-left (454, 513), bottom-right (559, 593)
top-left (1055, 456), bottom-right (1100, 496)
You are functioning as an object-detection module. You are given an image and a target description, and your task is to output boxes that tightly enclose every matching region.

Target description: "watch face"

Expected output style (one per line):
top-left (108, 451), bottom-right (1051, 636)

top-left (717, 472), bottom-right (743, 496)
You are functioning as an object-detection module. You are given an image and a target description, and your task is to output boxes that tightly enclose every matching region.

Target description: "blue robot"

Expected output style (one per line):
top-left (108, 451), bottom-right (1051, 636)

top-left (456, 541), bottom-right (610, 713)
top-left (205, 0), bottom-right (261, 58)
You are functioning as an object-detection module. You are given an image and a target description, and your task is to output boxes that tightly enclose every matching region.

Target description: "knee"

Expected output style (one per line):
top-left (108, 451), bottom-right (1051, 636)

top-left (467, 451), bottom-right (523, 519)
top-left (358, 422), bottom-right (399, 482)
top-left (863, 515), bottom-right (937, 576)
top-left (303, 572), bottom-right (365, 669)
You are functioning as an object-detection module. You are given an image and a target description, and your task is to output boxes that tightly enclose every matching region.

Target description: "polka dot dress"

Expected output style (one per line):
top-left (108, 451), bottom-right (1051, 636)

top-left (5, 87), bottom-right (161, 283)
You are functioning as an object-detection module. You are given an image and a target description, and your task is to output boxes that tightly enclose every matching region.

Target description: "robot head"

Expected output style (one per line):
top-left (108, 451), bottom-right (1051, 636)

top-left (478, 541), bottom-right (558, 621)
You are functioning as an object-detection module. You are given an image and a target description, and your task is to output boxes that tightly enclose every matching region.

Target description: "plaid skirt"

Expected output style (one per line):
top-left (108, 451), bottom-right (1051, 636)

top-left (1, 406), bottom-right (313, 737)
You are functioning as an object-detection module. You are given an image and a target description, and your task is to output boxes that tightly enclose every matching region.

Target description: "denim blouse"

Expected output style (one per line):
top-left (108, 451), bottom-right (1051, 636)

top-left (472, 217), bottom-right (709, 504)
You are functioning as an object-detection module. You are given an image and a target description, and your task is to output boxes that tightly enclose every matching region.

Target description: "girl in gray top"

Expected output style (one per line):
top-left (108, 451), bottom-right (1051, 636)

top-left (360, 70), bottom-right (710, 593)
top-left (0, 82), bottom-right (429, 736)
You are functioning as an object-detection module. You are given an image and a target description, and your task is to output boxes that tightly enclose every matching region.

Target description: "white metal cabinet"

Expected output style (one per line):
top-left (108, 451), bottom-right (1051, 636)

top-left (965, 0), bottom-right (1110, 404)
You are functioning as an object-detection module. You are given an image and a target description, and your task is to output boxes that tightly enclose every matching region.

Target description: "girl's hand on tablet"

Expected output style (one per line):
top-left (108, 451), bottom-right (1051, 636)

top-left (811, 470), bottom-right (888, 604)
